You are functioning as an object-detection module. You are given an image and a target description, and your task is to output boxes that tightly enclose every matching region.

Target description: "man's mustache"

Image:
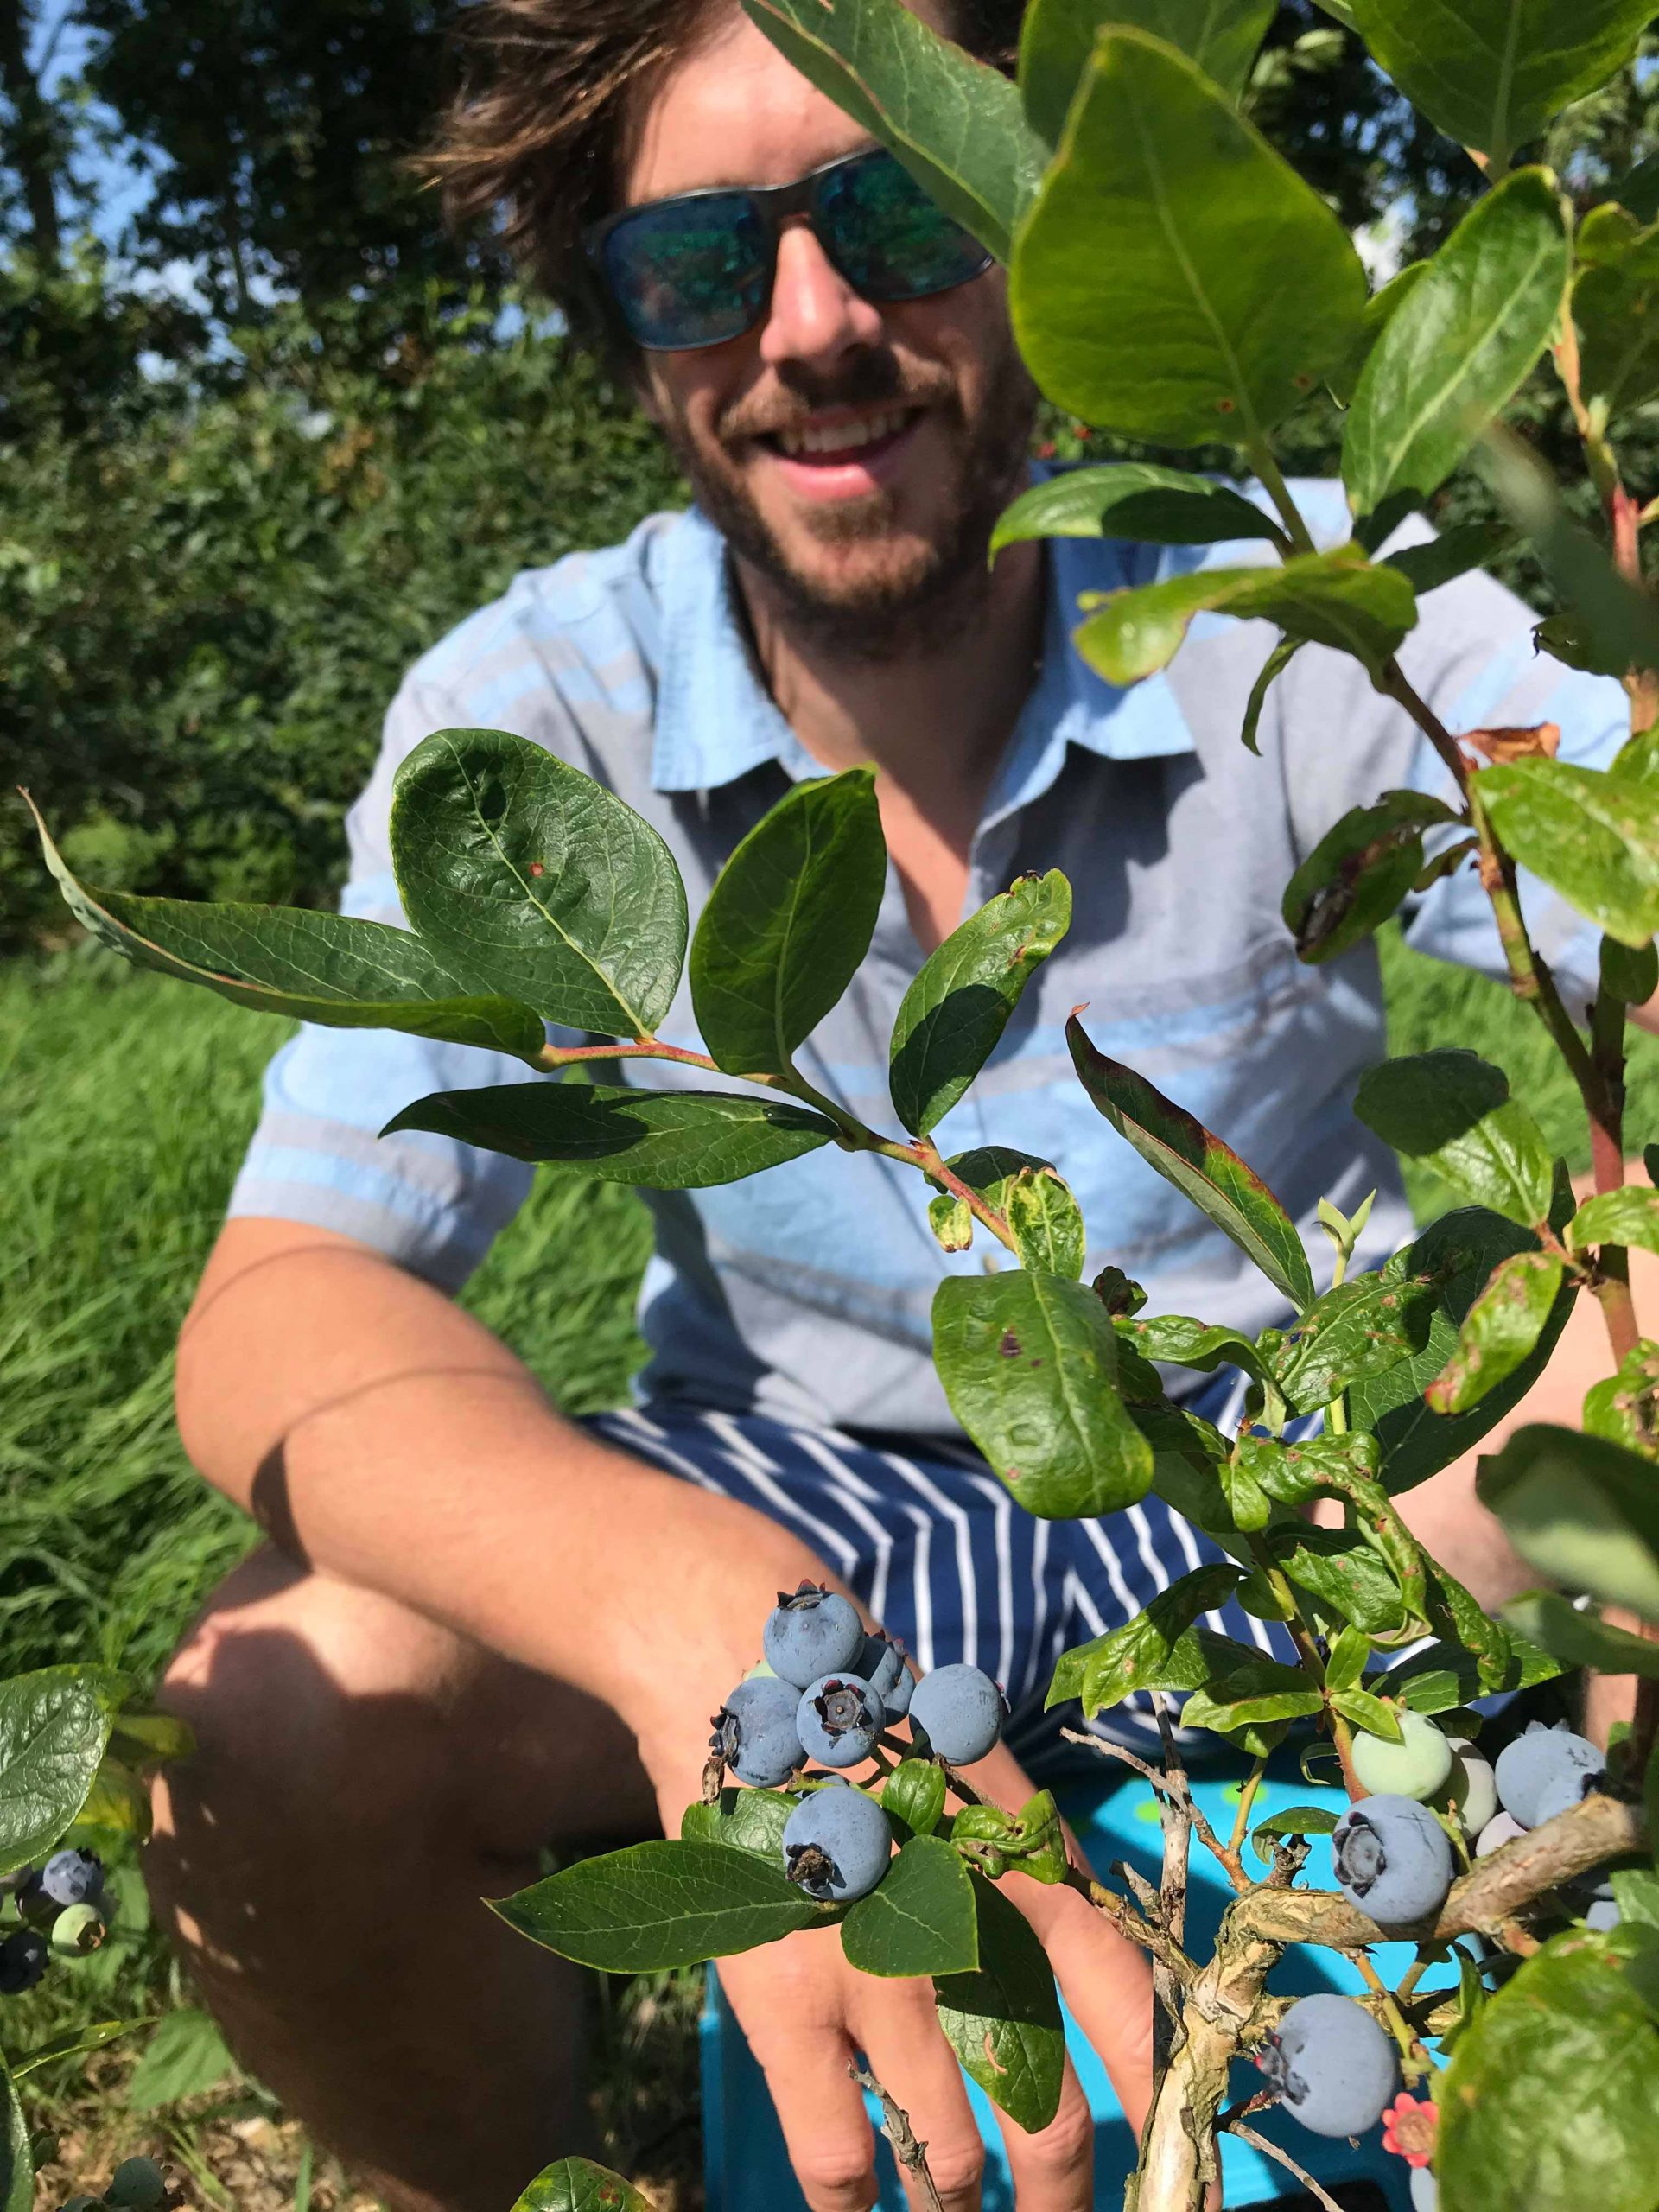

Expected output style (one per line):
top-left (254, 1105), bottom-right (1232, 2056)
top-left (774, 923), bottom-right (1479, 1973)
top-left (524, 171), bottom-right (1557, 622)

top-left (720, 363), bottom-right (957, 445)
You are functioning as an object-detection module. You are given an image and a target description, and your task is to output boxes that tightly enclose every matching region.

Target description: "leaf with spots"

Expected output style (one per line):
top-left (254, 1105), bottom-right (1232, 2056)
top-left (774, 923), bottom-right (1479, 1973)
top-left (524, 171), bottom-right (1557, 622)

top-left (511, 2161), bottom-right (654, 2212)
top-left (1268, 1267), bottom-right (1439, 1412)
top-left (1045, 1564), bottom-right (1243, 1713)
top-left (1426, 1249), bottom-right (1566, 1414)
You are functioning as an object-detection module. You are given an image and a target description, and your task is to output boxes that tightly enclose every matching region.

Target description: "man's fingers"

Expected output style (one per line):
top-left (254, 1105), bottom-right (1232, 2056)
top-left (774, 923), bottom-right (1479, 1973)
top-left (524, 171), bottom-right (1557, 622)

top-left (993, 2051), bottom-right (1096, 2212)
top-left (852, 1988), bottom-right (987, 2212)
top-left (720, 1942), bottom-right (877, 2212)
top-left (1019, 1873), bottom-right (1158, 2143)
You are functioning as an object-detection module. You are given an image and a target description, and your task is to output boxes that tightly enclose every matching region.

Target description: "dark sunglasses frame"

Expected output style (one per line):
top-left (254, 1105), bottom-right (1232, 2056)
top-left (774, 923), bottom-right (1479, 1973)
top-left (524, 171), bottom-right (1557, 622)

top-left (583, 147), bottom-right (994, 353)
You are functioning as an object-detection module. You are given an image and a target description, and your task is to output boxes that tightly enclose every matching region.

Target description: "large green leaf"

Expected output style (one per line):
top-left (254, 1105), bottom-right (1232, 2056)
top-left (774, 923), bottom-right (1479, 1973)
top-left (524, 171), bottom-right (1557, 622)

top-left (494, 1840), bottom-right (826, 1971)
top-left (10, 2018), bottom-right (151, 2082)
top-left (1268, 1268), bottom-right (1439, 1412)
top-left (1477, 760), bottom-right (1659, 950)
top-left (1349, 0), bottom-right (1654, 171)
top-left (1389, 1633), bottom-right (1564, 1713)
top-left (0, 2061), bottom-right (29, 2212)
top-left (0, 1665), bottom-right (129, 1878)
top-left (1020, 0), bottom-right (1275, 141)
top-left (680, 1787), bottom-right (799, 1861)
top-left (1179, 1656), bottom-right (1324, 1733)
top-left (384, 1082), bottom-right (837, 1189)
top-left (1046, 1563), bottom-right (1243, 1713)
top-left (1067, 1014), bottom-right (1317, 1309)
top-left (741, 0), bottom-right (1046, 262)
top-left (889, 871), bottom-right (1070, 1134)
top-left (692, 771), bottom-right (887, 1079)
top-left (1439, 1926), bottom-right (1659, 2212)
top-left (391, 728), bottom-right (688, 1037)
top-left (1342, 168), bottom-right (1570, 520)
top-left (1266, 1524), bottom-right (1412, 1636)
top-left (1009, 29), bottom-right (1366, 446)
top-left (1353, 1048), bottom-right (1554, 1226)
top-left (1074, 547), bottom-right (1417, 686)
top-left (1426, 1249), bottom-right (1566, 1414)
top-left (1281, 789), bottom-right (1459, 965)
top-left (839, 1835), bottom-right (978, 1978)
top-left (1327, 259), bottom-right (1429, 407)
top-left (1123, 1313), bottom-right (1266, 1382)
top-left (28, 798), bottom-right (547, 1065)
top-left (1478, 1424), bottom-right (1659, 1621)
top-left (1349, 1208), bottom-right (1575, 1493)
top-left (990, 464), bottom-right (1281, 559)
top-left (1483, 432), bottom-right (1659, 683)
top-left (511, 2162), bottom-right (653, 2212)
top-left (931, 1271), bottom-right (1154, 1517)
top-left (1575, 218), bottom-right (1659, 420)
top-left (1503, 1591), bottom-right (1659, 1679)
top-left (935, 1875), bottom-right (1065, 2132)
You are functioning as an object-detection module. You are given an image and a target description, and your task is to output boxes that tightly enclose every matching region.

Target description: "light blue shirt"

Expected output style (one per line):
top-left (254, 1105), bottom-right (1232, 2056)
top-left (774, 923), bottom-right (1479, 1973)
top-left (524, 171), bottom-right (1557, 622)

top-left (229, 478), bottom-right (1626, 1434)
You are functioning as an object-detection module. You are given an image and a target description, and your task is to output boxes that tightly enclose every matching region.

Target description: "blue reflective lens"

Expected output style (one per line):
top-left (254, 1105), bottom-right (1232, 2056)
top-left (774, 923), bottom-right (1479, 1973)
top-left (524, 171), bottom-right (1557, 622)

top-left (815, 154), bottom-right (991, 301)
top-left (601, 193), bottom-right (769, 350)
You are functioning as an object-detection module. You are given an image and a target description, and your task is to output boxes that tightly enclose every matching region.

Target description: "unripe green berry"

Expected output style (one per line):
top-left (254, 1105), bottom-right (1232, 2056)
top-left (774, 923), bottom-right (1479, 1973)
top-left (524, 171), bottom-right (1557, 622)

top-left (105, 2160), bottom-right (167, 2212)
top-left (1350, 1710), bottom-right (1453, 1802)
top-left (48, 1904), bottom-right (105, 1959)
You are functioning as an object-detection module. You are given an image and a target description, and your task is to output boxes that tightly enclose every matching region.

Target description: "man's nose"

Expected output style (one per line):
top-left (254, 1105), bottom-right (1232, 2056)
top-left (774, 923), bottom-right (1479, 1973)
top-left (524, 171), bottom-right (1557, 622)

top-left (758, 219), bottom-right (887, 372)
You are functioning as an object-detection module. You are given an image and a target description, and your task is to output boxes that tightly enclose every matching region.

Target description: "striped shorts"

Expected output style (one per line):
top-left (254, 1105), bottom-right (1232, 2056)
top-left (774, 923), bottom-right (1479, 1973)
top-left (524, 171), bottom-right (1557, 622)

top-left (585, 1370), bottom-right (1313, 1778)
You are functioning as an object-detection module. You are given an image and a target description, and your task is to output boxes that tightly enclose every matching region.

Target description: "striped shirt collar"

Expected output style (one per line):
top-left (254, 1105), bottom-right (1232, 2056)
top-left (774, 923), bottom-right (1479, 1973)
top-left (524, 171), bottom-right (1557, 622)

top-left (648, 480), bottom-right (1200, 801)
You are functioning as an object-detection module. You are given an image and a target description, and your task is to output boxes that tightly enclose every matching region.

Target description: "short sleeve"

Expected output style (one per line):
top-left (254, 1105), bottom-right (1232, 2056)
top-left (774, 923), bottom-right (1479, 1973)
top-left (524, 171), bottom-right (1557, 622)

top-left (226, 673), bottom-right (576, 1290)
top-left (1274, 520), bottom-right (1630, 1017)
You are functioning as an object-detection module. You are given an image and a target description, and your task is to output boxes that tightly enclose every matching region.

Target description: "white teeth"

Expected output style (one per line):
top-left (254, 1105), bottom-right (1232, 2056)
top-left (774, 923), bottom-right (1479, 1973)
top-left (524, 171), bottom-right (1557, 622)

top-left (775, 408), bottom-right (911, 458)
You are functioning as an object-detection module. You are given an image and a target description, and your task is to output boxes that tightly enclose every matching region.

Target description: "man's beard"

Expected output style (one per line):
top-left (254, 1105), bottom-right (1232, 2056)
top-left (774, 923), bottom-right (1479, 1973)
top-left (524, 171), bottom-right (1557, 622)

top-left (658, 343), bottom-right (1039, 663)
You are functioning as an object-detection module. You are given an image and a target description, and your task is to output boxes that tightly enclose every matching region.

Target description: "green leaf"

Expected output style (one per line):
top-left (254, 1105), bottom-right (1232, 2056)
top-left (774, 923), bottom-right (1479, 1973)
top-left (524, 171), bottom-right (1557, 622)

top-left (935, 1875), bottom-right (1065, 2132)
top-left (1389, 1633), bottom-right (1565, 1713)
top-left (1342, 168), bottom-right (1570, 519)
top-left (990, 465), bottom-right (1282, 558)
top-left (382, 1083), bottom-right (837, 1189)
top-left (1383, 520), bottom-right (1512, 596)
top-left (0, 1665), bottom-right (129, 1877)
top-left (1046, 1563), bottom-right (1243, 1713)
top-left (10, 2018), bottom-right (149, 2083)
top-left (1327, 259), bottom-right (1430, 407)
top-left (1347, 0), bottom-right (1655, 170)
top-left (390, 728), bottom-right (688, 1037)
top-left (510, 2160), bottom-right (653, 2212)
top-left (1282, 789), bottom-right (1459, 965)
top-left (1425, 1249), bottom-right (1566, 1414)
top-left (1268, 1527), bottom-right (1413, 1636)
top-left (1439, 1925), bottom-right (1659, 2212)
top-left (741, 0), bottom-right (1046, 262)
top-left (1602, 931), bottom-right (1659, 1005)
top-left (127, 2007), bottom-right (236, 2112)
top-left (1020, 0), bottom-right (1275, 137)
top-left (840, 1834), bottom-right (978, 1978)
top-left (1330, 1687), bottom-right (1405, 1740)
top-left (1503, 1592), bottom-right (1659, 1679)
top-left (692, 770), bottom-right (886, 1079)
top-left (26, 797), bottom-right (547, 1065)
top-left (1574, 220), bottom-right (1659, 420)
top-left (1479, 1424), bottom-right (1659, 1622)
top-left (1249, 1804), bottom-right (1338, 1864)
top-left (0, 2063), bottom-right (28, 2212)
top-left (1584, 1338), bottom-right (1659, 1455)
top-left (680, 1787), bottom-right (799, 1861)
top-left (1609, 152), bottom-right (1659, 227)
top-left (889, 871), bottom-right (1070, 1133)
top-left (1067, 1014), bottom-right (1316, 1309)
top-left (1006, 1166), bottom-right (1087, 1279)
top-left (1009, 29), bottom-right (1366, 446)
top-left (1354, 1049), bottom-right (1554, 1226)
top-left (1612, 1870), bottom-right (1659, 1931)
top-left (1241, 635), bottom-right (1304, 755)
top-left (494, 1839), bottom-right (827, 1971)
top-left (1125, 1313), bottom-right (1266, 1381)
top-left (1483, 432), bottom-right (1659, 684)
top-left (1570, 1185), bottom-right (1659, 1257)
top-left (1349, 1208), bottom-right (1574, 1491)
top-left (1269, 1268), bottom-right (1438, 1412)
top-left (931, 1271), bottom-right (1154, 1517)
top-left (1136, 1402), bottom-right (1240, 1535)
top-left (881, 1760), bottom-right (948, 1840)
top-left (1075, 546), bottom-right (1416, 687)
top-left (1179, 1662), bottom-right (1325, 1732)
top-left (1478, 760), bottom-right (1659, 950)
top-left (1219, 1451), bottom-right (1273, 1532)
top-left (929, 1194), bottom-right (976, 1252)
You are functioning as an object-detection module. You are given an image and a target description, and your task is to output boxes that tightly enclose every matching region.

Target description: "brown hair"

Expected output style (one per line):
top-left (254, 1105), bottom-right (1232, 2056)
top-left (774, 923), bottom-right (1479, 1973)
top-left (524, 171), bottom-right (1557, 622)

top-left (424, 0), bottom-right (1024, 357)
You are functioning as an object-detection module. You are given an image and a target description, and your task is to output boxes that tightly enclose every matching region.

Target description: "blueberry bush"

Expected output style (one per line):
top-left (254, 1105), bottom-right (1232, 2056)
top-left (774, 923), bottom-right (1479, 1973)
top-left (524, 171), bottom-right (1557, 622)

top-left (22, 0), bottom-right (1659, 2207)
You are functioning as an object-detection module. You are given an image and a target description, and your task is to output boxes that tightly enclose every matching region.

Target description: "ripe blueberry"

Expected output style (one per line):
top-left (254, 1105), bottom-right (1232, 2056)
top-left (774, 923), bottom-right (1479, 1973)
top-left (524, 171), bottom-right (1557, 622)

top-left (1474, 1809), bottom-right (1526, 1858)
top-left (797, 1675), bottom-right (884, 1768)
top-left (41, 1848), bottom-right (101, 1909)
top-left (909, 1663), bottom-right (1007, 1765)
top-left (1255, 1993), bottom-right (1400, 2139)
top-left (763, 1583), bottom-right (864, 1690)
top-left (1586, 1897), bottom-right (1622, 1931)
top-left (105, 2160), bottom-right (168, 2212)
top-left (1332, 1796), bottom-right (1454, 1926)
top-left (857, 1634), bottom-right (913, 1720)
top-left (0, 1927), bottom-right (48, 1996)
top-left (781, 1787), bottom-right (893, 1902)
top-left (1530, 1759), bottom-right (1605, 1828)
top-left (1446, 1738), bottom-right (1497, 1837)
top-left (711, 1677), bottom-right (804, 1789)
top-left (1350, 1711), bottom-right (1453, 1803)
top-left (1410, 2170), bottom-right (1439, 2211)
top-left (1493, 1722), bottom-right (1603, 1828)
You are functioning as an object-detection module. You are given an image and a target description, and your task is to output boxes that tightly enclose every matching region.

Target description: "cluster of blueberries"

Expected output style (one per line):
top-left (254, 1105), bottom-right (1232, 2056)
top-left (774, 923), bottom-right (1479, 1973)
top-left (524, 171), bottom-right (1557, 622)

top-left (709, 1582), bottom-right (1008, 1904)
top-left (57, 2157), bottom-right (175, 2212)
top-left (1257, 1713), bottom-right (1611, 2209)
top-left (0, 1847), bottom-right (109, 1996)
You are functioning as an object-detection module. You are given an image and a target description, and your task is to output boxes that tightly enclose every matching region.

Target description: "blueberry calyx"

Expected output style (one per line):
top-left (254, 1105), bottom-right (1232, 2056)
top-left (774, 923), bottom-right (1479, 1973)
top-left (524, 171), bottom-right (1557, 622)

top-left (1335, 1811), bottom-right (1388, 1898)
top-left (785, 1841), bottom-right (842, 1897)
top-left (811, 1680), bottom-right (869, 1738)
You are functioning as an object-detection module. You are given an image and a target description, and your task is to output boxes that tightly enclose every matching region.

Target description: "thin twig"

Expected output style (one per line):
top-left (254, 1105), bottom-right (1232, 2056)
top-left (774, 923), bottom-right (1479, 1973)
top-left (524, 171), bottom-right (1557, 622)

top-left (1222, 2120), bottom-right (1346, 2212)
top-left (850, 2064), bottom-right (944, 2212)
top-left (1058, 1727), bottom-right (1243, 1884)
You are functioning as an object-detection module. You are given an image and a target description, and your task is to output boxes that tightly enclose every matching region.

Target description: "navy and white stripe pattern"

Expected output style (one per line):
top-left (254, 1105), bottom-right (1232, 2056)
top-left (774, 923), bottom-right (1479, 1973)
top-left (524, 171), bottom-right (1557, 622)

top-left (586, 1370), bottom-right (1330, 1775)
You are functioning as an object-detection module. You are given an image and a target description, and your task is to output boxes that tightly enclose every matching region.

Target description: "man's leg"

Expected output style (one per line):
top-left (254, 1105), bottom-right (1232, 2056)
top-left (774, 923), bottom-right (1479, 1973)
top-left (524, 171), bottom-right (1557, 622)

top-left (144, 1545), bottom-right (659, 2212)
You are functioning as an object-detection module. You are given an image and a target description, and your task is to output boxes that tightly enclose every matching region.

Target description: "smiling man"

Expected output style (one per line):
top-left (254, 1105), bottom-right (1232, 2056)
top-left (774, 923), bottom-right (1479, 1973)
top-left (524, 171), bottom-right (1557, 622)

top-left (144, 5), bottom-right (1639, 2211)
